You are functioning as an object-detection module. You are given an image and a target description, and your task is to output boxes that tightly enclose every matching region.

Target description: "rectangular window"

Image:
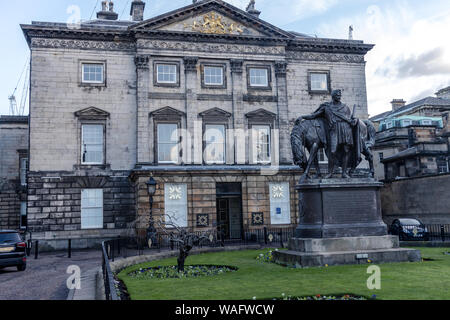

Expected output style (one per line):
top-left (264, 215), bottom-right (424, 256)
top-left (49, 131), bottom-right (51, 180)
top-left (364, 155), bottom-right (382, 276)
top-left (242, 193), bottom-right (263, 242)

top-left (203, 66), bottom-right (224, 86)
top-left (386, 121), bottom-right (394, 129)
top-left (81, 189), bottom-right (103, 229)
top-left (309, 72), bottom-right (329, 92)
top-left (421, 119), bottom-right (432, 125)
top-left (156, 64), bottom-right (177, 84)
top-left (158, 123), bottom-right (179, 164)
top-left (249, 68), bottom-right (269, 87)
top-left (20, 202), bottom-right (27, 230)
top-left (20, 158), bottom-right (28, 186)
top-left (164, 184), bottom-right (188, 228)
top-left (252, 125), bottom-right (271, 164)
top-left (82, 63), bottom-right (104, 84)
top-left (379, 153), bottom-right (384, 161)
top-left (269, 182), bottom-right (291, 225)
top-left (204, 124), bottom-right (226, 164)
top-left (82, 125), bottom-right (104, 165)
top-left (402, 120), bottom-right (412, 127)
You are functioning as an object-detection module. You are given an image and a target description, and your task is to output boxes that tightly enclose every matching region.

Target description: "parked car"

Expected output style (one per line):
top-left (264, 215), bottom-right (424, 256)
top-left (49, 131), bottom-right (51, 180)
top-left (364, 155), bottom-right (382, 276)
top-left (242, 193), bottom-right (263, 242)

top-left (0, 230), bottom-right (27, 271)
top-left (389, 219), bottom-right (429, 241)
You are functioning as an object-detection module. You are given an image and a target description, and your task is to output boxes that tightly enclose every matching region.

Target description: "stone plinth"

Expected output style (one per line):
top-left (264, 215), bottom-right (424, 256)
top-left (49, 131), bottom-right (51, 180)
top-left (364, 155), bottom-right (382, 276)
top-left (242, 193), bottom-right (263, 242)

top-left (295, 178), bottom-right (387, 238)
top-left (273, 235), bottom-right (421, 268)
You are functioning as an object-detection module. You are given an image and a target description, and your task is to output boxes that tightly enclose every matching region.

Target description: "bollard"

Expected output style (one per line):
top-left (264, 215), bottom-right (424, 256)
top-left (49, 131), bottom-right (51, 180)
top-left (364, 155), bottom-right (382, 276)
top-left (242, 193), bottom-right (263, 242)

top-left (68, 239), bottom-right (72, 258)
top-left (34, 240), bottom-right (39, 260)
top-left (27, 239), bottom-right (32, 256)
top-left (441, 225), bottom-right (445, 242)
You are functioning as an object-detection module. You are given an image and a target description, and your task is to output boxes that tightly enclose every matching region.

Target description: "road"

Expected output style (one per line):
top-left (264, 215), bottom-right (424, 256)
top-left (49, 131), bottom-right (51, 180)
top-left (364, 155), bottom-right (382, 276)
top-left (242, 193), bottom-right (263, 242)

top-left (0, 249), bottom-right (101, 300)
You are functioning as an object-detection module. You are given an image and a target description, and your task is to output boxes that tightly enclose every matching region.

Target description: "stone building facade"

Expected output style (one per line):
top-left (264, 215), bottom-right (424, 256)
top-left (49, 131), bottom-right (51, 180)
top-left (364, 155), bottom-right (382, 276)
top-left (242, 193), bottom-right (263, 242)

top-left (21, 0), bottom-right (373, 245)
top-left (0, 116), bottom-right (28, 230)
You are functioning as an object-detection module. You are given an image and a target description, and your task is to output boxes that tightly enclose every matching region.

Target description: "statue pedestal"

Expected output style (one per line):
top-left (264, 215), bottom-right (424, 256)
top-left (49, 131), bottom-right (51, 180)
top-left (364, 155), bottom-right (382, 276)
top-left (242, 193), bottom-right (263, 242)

top-left (273, 178), bottom-right (421, 267)
top-left (295, 178), bottom-right (387, 238)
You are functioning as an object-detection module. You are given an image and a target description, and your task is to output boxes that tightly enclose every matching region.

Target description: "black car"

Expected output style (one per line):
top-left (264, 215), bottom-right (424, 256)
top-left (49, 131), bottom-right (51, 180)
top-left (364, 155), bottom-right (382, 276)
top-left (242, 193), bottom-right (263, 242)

top-left (0, 230), bottom-right (27, 271)
top-left (389, 219), bottom-right (429, 241)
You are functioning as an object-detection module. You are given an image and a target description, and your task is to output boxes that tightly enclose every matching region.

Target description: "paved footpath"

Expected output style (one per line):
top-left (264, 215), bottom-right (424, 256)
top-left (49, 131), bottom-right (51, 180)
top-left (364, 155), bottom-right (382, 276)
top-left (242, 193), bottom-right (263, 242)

top-left (0, 250), bottom-right (101, 300)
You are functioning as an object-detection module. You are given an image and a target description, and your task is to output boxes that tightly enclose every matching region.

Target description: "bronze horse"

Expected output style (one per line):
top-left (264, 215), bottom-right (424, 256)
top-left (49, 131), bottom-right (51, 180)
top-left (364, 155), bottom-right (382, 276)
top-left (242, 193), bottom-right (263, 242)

top-left (292, 118), bottom-right (375, 182)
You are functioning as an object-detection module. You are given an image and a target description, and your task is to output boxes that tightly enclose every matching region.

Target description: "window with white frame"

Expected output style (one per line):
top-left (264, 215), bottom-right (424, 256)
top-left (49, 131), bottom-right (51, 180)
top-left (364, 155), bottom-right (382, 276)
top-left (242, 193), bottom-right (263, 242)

top-left (252, 125), bottom-right (271, 164)
top-left (386, 121), bottom-right (394, 129)
top-left (203, 66), bottom-right (224, 86)
top-left (20, 202), bottom-right (27, 229)
top-left (164, 184), bottom-right (188, 228)
top-left (156, 64), bottom-right (177, 84)
top-left (82, 124), bottom-right (104, 165)
top-left (269, 182), bottom-right (291, 225)
top-left (204, 124), bottom-right (226, 164)
top-left (402, 119), bottom-right (412, 127)
top-left (82, 63), bottom-right (104, 84)
top-left (20, 158), bottom-right (28, 186)
top-left (249, 68), bottom-right (269, 87)
top-left (81, 189), bottom-right (103, 229)
top-left (309, 72), bottom-right (329, 92)
top-left (421, 119), bottom-right (432, 125)
top-left (157, 123), bottom-right (179, 164)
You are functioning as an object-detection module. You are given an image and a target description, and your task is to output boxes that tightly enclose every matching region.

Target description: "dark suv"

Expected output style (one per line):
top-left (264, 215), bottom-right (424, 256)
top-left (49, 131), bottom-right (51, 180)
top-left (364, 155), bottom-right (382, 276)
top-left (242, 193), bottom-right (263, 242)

top-left (389, 219), bottom-right (429, 241)
top-left (0, 230), bottom-right (27, 271)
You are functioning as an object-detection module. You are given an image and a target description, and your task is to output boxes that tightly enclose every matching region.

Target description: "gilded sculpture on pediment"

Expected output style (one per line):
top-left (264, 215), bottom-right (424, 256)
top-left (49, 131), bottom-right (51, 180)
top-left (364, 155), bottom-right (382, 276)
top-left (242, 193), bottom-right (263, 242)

top-left (183, 12), bottom-right (244, 35)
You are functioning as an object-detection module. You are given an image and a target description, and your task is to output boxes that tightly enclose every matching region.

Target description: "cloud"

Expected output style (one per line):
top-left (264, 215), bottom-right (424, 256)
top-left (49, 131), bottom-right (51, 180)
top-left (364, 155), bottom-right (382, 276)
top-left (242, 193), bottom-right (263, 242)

top-left (315, 1), bottom-right (450, 117)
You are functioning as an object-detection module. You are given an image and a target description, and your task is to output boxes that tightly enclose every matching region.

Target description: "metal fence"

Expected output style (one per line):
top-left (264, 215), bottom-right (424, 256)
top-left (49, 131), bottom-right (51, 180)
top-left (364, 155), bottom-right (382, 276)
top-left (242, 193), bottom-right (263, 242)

top-left (100, 227), bottom-right (296, 300)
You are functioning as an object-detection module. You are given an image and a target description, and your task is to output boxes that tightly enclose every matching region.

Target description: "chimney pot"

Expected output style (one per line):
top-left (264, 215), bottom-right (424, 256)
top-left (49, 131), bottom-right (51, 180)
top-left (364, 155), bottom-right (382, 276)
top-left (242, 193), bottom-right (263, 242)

top-left (246, 0), bottom-right (261, 18)
top-left (97, 1), bottom-right (118, 20)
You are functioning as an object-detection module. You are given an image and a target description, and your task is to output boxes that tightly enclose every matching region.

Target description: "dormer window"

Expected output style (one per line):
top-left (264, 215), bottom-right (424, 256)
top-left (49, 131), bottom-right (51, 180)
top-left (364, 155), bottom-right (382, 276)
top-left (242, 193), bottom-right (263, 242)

top-left (421, 119), bottom-right (432, 125)
top-left (402, 119), bottom-right (412, 127)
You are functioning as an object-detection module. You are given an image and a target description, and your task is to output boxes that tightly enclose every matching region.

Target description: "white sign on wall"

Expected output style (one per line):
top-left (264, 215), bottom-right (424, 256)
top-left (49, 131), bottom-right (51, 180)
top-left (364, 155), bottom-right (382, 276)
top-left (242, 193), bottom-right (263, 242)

top-left (164, 183), bottom-right (188, 228)
top-left (269, 182), bottom-right (291, 225)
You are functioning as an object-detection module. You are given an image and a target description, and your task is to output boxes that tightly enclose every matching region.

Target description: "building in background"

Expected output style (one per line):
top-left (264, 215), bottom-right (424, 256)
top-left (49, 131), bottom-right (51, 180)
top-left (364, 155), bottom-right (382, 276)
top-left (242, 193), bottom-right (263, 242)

top-left (370, 86), bottom-right (450, 180)
top-left (20, 0), bottom-right (373, 248)
top-left (0, 116), bottom-right (28, 231)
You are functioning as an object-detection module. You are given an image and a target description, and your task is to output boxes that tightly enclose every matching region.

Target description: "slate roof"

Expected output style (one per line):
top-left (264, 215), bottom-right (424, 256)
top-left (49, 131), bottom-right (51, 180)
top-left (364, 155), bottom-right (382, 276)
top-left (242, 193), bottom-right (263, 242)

top-left (370, 97), bottom-right (450, 122)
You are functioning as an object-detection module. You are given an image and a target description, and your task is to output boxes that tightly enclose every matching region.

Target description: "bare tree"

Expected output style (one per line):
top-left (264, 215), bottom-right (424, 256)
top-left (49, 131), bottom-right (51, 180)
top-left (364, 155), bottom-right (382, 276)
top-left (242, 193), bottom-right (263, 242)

top-left (153, 214), bottom-right (211, 272)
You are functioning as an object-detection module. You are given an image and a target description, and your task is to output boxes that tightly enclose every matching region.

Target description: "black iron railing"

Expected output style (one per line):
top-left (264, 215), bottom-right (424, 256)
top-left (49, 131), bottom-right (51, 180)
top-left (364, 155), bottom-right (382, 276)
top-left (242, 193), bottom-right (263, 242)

top-left (101, 240), bottom-right (119, 300)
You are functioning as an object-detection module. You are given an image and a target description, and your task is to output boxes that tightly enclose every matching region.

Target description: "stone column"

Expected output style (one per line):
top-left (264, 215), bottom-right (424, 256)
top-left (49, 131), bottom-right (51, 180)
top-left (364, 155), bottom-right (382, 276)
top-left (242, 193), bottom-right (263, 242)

top-left (183, 57), bottom-right (199, 165)
top-left (135, 55), bottom-right (150, 164)
top-left (230, 59), bottom-right (245, 164)
top-left (275, 61), bottom-right (290, 165)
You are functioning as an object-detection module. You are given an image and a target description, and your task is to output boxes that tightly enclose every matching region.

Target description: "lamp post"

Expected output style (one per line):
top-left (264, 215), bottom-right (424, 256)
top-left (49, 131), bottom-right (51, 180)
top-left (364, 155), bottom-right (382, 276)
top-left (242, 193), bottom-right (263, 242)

top-left (146, 177), bottom-right (157, 248)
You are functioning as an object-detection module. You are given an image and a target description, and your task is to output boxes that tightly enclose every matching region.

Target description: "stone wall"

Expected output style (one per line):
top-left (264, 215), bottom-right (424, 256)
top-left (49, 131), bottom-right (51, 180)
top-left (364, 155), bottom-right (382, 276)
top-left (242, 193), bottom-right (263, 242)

top-left (0, 118), bottom-right (28, 230)
top-left (381, 173), bottom-right (450, 224)
top-left (131, 169), bottom-right (302, 233)
top-left (27, 171), bottom-right (135, 239)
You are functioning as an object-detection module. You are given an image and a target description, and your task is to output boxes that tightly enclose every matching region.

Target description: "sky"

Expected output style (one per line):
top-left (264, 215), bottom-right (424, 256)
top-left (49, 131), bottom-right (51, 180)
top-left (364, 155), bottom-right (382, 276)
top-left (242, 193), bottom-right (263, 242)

top-left (0, 0), bottom-right (449, 117)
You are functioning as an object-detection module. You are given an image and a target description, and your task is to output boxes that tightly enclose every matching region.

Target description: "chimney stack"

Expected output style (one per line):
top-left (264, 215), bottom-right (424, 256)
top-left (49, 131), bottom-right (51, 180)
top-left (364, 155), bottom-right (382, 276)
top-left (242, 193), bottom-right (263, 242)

top-left (436, 86), bottom-right (450, 100)
top-left (97, 1), bottom-right (118, 20)
top-left (130, 1), bottom-right (146, 22)
top-left (246, 0), bottom-right (261, 18)
top-left (391, 99), bottom-right (406, 111)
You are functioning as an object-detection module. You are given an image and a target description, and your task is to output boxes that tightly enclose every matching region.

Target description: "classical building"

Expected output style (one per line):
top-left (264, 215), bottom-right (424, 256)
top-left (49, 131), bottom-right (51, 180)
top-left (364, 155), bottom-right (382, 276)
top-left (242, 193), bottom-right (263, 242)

top-left (370, 87), bottom-right (450, 180)
top-left (0, 116), bottom-right (28, 231)
top-left (20, 0), bottom-right (373, 247)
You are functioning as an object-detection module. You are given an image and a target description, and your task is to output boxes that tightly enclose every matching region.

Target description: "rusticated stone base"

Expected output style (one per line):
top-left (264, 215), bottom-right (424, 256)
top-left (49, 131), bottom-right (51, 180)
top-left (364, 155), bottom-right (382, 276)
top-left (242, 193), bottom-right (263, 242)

top-left (273, 235), bottom-right (422, 268)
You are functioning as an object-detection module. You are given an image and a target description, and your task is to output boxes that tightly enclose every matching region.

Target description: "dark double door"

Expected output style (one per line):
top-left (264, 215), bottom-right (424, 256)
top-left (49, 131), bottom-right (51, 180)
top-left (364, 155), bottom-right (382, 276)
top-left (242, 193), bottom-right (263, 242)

top-left (216, 183), bottom-right (243, 240)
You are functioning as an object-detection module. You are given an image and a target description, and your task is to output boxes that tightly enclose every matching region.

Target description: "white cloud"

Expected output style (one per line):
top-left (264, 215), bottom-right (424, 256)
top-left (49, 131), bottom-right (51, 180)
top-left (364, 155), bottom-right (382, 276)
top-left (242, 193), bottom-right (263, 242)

top-left (316, 1), bottom-right (450, 117)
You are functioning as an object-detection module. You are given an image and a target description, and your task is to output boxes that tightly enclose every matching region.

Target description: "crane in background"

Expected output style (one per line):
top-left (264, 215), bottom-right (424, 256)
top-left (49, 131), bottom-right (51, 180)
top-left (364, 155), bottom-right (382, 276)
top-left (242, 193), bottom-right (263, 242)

top-left (8, 57), bottom-right (30, 116)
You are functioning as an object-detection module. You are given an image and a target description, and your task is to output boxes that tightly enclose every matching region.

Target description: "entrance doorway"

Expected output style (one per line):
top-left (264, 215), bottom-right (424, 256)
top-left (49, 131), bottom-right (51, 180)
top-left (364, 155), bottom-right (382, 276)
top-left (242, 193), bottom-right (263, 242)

top-left (216, 183), bottom-right (243, 240)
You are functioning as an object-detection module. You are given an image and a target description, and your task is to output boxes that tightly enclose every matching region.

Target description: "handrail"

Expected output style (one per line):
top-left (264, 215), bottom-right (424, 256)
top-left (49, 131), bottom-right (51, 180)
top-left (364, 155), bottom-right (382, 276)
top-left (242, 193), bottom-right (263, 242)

top-left (102, 240), bottom-right (119, 300)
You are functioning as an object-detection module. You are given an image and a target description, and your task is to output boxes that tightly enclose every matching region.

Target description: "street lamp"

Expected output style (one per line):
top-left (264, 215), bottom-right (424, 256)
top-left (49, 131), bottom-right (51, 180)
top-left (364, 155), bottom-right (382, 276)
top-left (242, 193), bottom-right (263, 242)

top-left (146, 177), bottom-right (157, 248)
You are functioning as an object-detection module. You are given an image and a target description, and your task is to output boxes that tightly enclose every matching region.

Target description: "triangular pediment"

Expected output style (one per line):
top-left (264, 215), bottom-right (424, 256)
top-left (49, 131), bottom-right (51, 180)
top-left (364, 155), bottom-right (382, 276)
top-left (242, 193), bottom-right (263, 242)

top-left (199, 107), bottom-right (232, 119)
top-left (246, 108), bottom-right (277, 120)
top-left (75, 107), bottom-right (110, 119)
top-left (130, 0), bottom-right (292, 38)
top-left (150, 106), bottom-right (185, 118)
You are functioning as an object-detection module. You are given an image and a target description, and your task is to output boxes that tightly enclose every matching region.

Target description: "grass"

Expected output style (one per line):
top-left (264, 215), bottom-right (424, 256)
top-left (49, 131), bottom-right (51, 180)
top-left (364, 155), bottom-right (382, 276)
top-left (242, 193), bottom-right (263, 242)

top-left (117, 247), bottom-right (450, 300)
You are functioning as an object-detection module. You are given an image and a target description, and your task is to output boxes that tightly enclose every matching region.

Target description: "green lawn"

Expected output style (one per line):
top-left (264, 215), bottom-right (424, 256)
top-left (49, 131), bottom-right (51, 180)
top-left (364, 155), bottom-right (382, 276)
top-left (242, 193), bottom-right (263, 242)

top-left (117, 247), bottom-right (450, 300)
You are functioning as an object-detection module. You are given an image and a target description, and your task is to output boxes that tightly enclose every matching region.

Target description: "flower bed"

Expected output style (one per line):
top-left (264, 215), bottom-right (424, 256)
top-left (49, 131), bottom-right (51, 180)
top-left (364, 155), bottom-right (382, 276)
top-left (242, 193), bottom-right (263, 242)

top-left (270, 293), bottom-right (372, 300)
top-left (128, 265), bottom-right (238, 279)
